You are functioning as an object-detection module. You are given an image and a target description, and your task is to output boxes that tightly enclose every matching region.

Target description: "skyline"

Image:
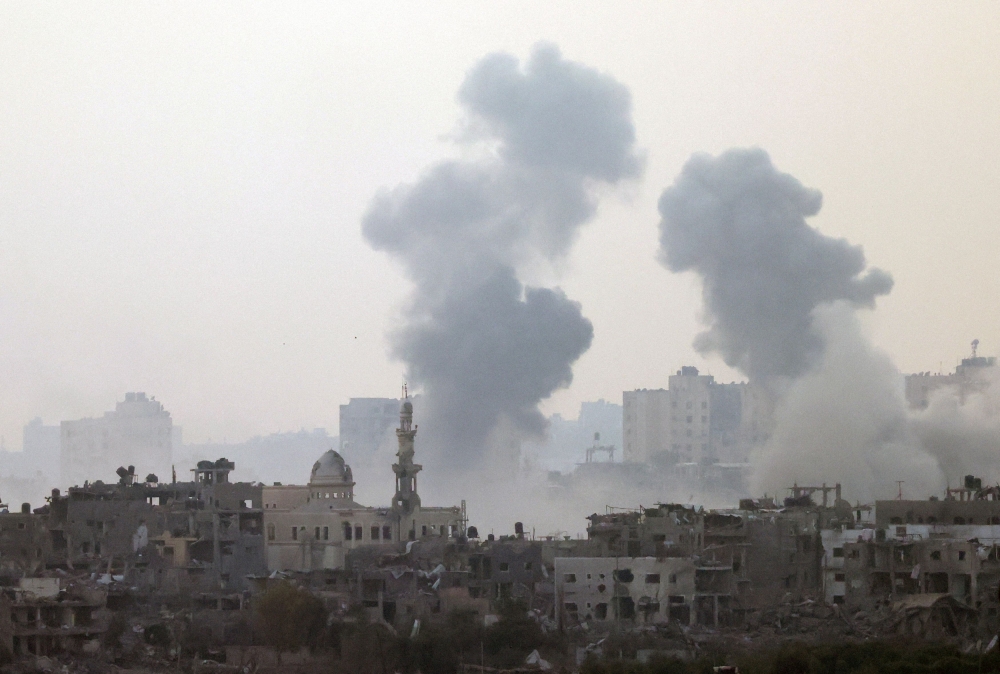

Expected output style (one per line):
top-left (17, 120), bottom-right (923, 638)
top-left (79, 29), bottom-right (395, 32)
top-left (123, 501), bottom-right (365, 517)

top-left (2, 4), bottom-right (999, 450)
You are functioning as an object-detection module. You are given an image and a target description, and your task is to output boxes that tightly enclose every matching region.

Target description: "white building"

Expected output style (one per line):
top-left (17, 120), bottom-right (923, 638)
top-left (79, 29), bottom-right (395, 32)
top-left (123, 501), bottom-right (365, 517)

top-left (623, 367), bottom-right (749, 466)
top-left (60, 393), bottom-right (173, 489)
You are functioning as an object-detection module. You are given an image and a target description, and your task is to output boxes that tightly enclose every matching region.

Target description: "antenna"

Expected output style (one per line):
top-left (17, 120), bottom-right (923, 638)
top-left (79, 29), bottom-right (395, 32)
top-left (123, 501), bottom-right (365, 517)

top-left (896, 480), bottom-right (905, 500)
top-left (972, 339), bottom-right (980, 358)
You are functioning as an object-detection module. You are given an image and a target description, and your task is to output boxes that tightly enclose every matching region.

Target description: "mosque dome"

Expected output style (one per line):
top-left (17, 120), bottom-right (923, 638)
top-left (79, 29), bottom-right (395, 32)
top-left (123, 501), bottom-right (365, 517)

top-left (401, 400), bottom-right (412, 414)
top-left (309, 449), bottom-right (354, 487)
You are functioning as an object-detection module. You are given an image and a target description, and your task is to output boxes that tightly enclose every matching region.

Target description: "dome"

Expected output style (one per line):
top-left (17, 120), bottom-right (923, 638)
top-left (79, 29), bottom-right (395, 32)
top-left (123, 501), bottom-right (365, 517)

top-left (309, 449), bottom-right (354, 487)
top-left (401, 400), bottom-right (413, 414)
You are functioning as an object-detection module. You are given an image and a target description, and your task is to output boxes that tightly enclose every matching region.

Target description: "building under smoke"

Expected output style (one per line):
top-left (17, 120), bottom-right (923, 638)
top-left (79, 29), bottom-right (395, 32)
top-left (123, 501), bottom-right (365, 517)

top-left (906, 341), bottom-right (998, 410)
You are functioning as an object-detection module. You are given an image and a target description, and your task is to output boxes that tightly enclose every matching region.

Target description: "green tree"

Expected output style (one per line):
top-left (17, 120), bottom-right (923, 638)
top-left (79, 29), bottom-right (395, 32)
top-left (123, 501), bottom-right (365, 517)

top-left (254, 581), bottom-right (327, 658)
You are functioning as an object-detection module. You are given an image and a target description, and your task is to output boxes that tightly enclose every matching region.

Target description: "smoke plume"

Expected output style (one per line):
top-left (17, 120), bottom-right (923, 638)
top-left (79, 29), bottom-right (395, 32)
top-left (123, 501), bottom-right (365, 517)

top-left (363, 44), bottom-right (641, 469)
top-left (657, 148), bottom-right (945, 501)
top-left (658, 148), bottom-right (893, 383)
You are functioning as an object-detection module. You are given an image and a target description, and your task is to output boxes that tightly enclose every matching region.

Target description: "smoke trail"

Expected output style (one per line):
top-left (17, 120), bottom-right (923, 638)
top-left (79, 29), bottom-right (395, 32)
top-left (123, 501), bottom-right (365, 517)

top-left (363, 44), bottom-right (641, 468)
top-left (658, 148), bottom-right (893, 383)
top-left (657, 148), bottom-right (944, 500)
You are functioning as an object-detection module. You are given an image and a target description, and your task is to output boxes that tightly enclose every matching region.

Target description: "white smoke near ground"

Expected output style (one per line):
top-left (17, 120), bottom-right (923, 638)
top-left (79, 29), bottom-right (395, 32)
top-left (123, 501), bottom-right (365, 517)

top-left (750, 304), bottom-right (943, 502)
top-left (911, 366), bottom-right (1000, 489)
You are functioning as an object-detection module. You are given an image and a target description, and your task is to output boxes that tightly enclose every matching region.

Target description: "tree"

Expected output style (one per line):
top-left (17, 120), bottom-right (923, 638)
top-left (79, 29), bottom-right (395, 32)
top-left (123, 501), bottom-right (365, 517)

top-left (254, 581), bottom-right (326, 658)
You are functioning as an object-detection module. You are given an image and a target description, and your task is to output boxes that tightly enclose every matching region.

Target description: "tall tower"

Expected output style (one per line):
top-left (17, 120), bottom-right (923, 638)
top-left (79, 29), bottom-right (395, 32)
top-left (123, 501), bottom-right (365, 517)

top-left (392, 397), bottom-right (422, 519)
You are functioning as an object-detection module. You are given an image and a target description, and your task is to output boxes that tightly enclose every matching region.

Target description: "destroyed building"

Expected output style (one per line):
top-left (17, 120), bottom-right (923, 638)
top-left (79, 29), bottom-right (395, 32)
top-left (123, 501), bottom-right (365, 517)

top-left (0, 578), bottom-right (107, 659)
top-left (45, 458), bottom-right (266, 592)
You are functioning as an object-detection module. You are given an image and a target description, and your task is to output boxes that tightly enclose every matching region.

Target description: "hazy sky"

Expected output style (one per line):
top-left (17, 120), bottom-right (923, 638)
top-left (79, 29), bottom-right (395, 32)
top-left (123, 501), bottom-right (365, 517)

top-left (1, 3), bottom-right (998, 451)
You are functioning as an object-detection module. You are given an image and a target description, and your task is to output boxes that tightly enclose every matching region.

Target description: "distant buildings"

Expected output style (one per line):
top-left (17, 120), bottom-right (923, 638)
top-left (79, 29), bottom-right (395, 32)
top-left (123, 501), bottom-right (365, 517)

top-left (60, 392), bottom-right (173, 489)
top-left (338, 397), bottom-right (400, 457)
top-left (179, 428), bottom-right (335, 486)
top-left (524, 399), bottom-right (623, 472)
top-left (623, 367), bottom-right (750, 466)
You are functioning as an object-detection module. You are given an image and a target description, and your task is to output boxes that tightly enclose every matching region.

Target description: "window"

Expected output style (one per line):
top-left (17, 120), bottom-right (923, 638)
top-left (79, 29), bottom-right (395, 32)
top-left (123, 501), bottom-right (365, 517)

top-left (292, 527), bottom-right (298, 541)
top-left (371, 526), bottom-right (380, 540)
top-left (669, 573), bottom-right (677, 584)
top-left (930, 550), bottom-right (941, 560)
top-left (524, 562), bottom-right (533, 571)
top-left (244, 499), bottom-right (253, 508)
top-left (564, 573), bottom-right (577, 583)
top-left (421, 525), bottom-right (427, 536)
top-left (323, 527), bottom-right (329, 541)
top-left (595, 603), bottom-right (608, 619)
top-left (440, 525), bottom-right (447, 536)
top-left (383, 525), bottom-right (392, 540)
top-left (355, 526), bottom-right (363, 541)
top-left (833, 548), bottom-right (844, 558)
top-left (315, 527), bottom-right (321, 540)
top-left (344, 523), bottom-right (352, 540)
top-left (564, 602), bottom-right (578, 613)
top-left (833, 595), bottom-right (845, 605)
top-left (834, 573), bottom-right (846, 582)
top-left (959, 551), bottom-right (966, 561)
top-left (499, 562), bottom-right (509, 572)
top-left (267, 524), bottom-right (275, 541)
top-left (645, 574), bottom-right (661, 584)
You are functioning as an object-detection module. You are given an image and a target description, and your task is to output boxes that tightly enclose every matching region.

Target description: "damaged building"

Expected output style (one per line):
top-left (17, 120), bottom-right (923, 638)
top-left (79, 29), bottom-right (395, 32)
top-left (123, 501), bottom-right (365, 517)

top-left (44, 458), bottom-right (266, 592)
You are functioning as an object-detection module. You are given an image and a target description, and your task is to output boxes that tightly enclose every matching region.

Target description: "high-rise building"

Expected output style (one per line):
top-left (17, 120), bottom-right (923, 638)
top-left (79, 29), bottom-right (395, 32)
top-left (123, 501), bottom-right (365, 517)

top-left (338, 397), bottom-right (400, 458)
top-left (60, 392), bottom-right (173, 488)
top-left (623, 367), bottom-right (749, 466)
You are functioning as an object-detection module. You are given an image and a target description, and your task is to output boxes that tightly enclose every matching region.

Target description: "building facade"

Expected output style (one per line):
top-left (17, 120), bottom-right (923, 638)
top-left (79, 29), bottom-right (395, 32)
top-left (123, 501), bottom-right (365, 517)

top-left (60, 393), bottom-right (173, 490)
top-left (623, 367), bottom-right (749, 466)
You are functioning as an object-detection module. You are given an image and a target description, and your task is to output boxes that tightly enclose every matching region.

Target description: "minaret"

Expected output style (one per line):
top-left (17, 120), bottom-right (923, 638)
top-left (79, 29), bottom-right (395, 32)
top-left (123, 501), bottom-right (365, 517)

top-left (392, 393), bottom-right (422, 519)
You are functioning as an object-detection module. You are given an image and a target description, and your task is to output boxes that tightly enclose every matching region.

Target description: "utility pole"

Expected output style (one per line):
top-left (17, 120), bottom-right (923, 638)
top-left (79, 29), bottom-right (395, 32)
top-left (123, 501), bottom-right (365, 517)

top-left (896, 481), bottom-right (905, 500)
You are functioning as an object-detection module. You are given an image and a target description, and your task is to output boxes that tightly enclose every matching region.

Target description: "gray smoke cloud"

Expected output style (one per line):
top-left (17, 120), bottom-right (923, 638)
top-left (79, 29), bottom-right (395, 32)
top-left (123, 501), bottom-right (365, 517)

top-left (363, 43), bottom-right (641, 468)
top-left (657, 148), bottom-right (947, 501)
top-left (658, 148), bottom-right (893, 382)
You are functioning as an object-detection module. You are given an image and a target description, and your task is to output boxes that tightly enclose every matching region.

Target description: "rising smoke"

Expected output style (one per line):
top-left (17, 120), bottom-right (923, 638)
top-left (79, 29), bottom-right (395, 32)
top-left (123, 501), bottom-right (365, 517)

top-left (363, 44), bottom-right (642, 471)
top-left (657, 148), bottom-right (946, 501)
top-left (658, 148), bottom-right (894, 383)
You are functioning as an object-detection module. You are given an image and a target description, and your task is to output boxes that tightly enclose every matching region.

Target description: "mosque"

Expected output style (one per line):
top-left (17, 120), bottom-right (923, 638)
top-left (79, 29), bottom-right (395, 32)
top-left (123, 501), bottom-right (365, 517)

top-left (261, 397), bottom-right (465, 571)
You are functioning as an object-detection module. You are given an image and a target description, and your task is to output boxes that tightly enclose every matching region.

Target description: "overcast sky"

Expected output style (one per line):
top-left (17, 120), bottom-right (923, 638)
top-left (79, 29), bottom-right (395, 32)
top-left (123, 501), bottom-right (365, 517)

top-left (1, 3), bottom-right (998, 450)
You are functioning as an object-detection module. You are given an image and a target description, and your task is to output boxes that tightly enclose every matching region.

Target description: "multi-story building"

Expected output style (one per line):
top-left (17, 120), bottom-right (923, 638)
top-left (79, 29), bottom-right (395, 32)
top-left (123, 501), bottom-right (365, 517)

top-left (623, 367), bottom-right (748, 466)
top-left (904, 341), bottom-right (997, 410)
top-left (338, 397), bottom-right (400, 457)
top-left (60, 392), bottom-right (173, 490)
